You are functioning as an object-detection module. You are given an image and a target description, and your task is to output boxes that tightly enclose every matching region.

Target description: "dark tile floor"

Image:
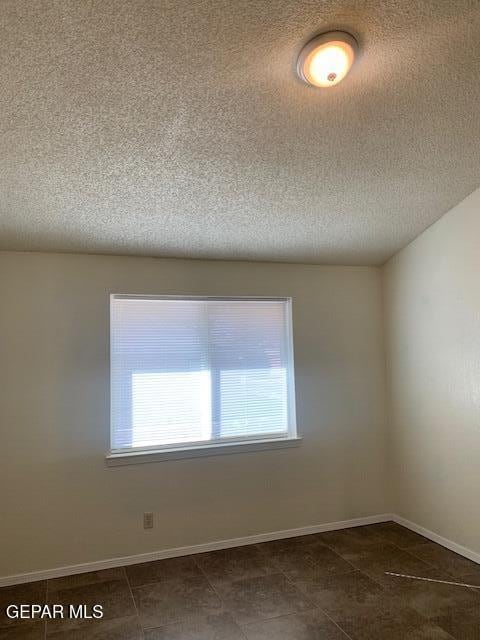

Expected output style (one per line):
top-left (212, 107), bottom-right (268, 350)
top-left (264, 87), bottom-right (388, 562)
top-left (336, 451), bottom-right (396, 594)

top-left (1, 522), bottom-right (480, 639)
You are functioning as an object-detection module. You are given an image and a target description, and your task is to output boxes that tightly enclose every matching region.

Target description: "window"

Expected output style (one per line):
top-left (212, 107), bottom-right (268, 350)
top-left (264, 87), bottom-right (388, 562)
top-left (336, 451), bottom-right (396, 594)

top-left (109, 295), bottom-right (298, 461)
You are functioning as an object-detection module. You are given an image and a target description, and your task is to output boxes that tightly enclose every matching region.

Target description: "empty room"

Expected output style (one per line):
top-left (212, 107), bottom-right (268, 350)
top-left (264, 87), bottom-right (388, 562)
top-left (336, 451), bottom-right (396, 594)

top-left (1, 1), bottom-right (479, 639)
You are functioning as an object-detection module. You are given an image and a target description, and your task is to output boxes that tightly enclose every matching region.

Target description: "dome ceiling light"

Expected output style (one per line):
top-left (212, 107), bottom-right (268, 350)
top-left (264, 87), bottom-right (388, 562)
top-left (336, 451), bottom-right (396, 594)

top-left (297, 31), bottom-right (358, 88)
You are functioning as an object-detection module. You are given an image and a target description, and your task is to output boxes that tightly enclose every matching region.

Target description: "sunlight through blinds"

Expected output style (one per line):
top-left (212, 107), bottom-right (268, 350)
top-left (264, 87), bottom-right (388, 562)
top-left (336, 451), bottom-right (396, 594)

top-left (110, 296), bottom-right (296, 452)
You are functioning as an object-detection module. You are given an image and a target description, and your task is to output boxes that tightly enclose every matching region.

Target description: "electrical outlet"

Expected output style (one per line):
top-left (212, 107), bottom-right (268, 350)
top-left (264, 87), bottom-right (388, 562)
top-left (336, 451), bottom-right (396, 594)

top-left (143, 512), bottom-right (154, 529)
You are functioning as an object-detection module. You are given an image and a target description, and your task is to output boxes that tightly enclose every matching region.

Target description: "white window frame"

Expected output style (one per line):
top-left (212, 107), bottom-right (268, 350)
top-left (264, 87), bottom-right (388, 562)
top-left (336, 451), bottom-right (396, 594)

top-left (106, 294), bottom-right (300, 465)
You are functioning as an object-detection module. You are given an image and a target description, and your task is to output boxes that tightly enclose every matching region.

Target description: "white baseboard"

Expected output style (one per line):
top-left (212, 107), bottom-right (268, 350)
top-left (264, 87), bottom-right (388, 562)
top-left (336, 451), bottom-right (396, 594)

top-left (4, 512), bottom-right (478, 588)
top-left (0, 513), bottom-right (392, 587)
top-left (392, 514), bottom-right (480, 566)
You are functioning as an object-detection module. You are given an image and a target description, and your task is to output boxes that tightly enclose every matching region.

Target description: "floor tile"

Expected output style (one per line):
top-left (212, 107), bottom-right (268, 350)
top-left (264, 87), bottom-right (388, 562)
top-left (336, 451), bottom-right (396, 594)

top-left (317, 527), bottom-right (386, 561)
top-left (407, 542), bottom-right (480, 578)
top-left (144, 612), bottom-right (246, 639)
top-left (0, 581), bottom-right (47, 609)
top-left (296, 570), bottom-right (426, 639)
top-left (432, 604), bottom-right (480, 640)
top-left (193, 545), bottom-right (277, 587)
top-left (391, 572), bottom-right (480, 620)
top-left (460, 573), bottom-right (480, 588)
top-left (339, 615), bottom-right (455, 640)
top-left (263, 541), bottom-right (354, 581)
top-left (258, 535), bottom-right (327, 556)
top-left (46, 579), bottom-right (136, 632)
top-left (343, 525), bottom-right (387, 542)
top-left (4, 526), bottom-right (478, 640)
top-left (348, 544), bottom-right (435, 587)
top-left (0, 581), bottom-right (47, 629)
top-left (46, 615), bottom-right (143, 639)
top-left (293, 569), bottom-right (385, 617)
top-left (48, 568), bottom-right (126, 593)
top-left (371, 522), bottom-right (430, 548)
top-left (133, 575), bottom-right (222, 629)
top-left (389, 623), bottom-right (454, 639)
top-left (125, 556), bottom-right (202, 587)
top-left (215, 573), bottom-right (313, 625)
top-left (304, 572), bottom-right (449, 640)
top-left (0, 622), bottom-right (45, 639)
top-left (242, 609), bottom-right (348, 639)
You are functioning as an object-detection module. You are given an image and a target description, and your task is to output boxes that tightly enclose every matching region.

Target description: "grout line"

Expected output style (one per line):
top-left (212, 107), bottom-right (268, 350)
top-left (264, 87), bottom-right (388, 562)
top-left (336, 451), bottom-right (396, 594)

top-left (44, 578), bottom-right (48, 640)
top-left (240, 608), bottom-right (353, 640)
top-left (254, 543), bottom-right (318, 613)
top-left (311, 538), bottom-right (365, 575)
top-left (117, 576), bottom-right (184, 590)
top-left (316, 611), bottom-right (353, 640)
top-left (123, 566), bottom-right (145, 640)
top-left (399, 544), bottom-right (467, 578)
top-left (269, 543), bottom-right (355, 640)
top-left (278, 571), bottom-right (354, 640)
top-left (190, 554), bottom-right (249, 640)
top-left (280, 571), bottom-right (354, 640)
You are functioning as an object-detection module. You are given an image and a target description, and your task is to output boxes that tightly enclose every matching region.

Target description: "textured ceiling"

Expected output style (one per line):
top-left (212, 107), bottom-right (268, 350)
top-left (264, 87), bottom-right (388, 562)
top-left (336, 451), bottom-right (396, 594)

top-left (1, 0), bottom-right (480, 265)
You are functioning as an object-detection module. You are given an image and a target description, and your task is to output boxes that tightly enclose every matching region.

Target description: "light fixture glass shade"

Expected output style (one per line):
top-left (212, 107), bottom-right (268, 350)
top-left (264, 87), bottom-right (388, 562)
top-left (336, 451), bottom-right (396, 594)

top-left (297, 31), bottom-right (358, 88)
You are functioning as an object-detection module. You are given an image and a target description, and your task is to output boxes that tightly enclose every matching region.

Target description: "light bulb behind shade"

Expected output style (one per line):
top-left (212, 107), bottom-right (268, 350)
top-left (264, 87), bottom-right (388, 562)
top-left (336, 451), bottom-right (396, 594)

top-left (297, 32), bottom-right (358, 88)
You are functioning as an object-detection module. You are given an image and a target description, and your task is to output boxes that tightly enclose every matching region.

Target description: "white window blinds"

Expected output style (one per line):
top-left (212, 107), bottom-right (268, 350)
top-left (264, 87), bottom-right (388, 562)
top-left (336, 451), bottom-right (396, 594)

top-left (110, 296), bottom-right (296, 453)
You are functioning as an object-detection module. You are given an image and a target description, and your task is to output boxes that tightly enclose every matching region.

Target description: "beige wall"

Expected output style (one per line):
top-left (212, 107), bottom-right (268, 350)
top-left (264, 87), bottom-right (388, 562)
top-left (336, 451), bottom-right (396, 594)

top-left (383, 187), bottom-right (480, 554)
top-left (0, 252), bottom-right (387, 577)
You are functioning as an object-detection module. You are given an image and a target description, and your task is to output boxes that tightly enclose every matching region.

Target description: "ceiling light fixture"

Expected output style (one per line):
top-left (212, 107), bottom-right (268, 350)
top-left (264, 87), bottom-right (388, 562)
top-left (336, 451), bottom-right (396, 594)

top-left (297, 31), bottom-right (358, 88)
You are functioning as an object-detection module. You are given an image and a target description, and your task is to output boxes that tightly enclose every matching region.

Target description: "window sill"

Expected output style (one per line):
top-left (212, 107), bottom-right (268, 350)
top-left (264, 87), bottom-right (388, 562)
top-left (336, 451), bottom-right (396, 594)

top-left (105, 436), bottom-right (302, 466)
